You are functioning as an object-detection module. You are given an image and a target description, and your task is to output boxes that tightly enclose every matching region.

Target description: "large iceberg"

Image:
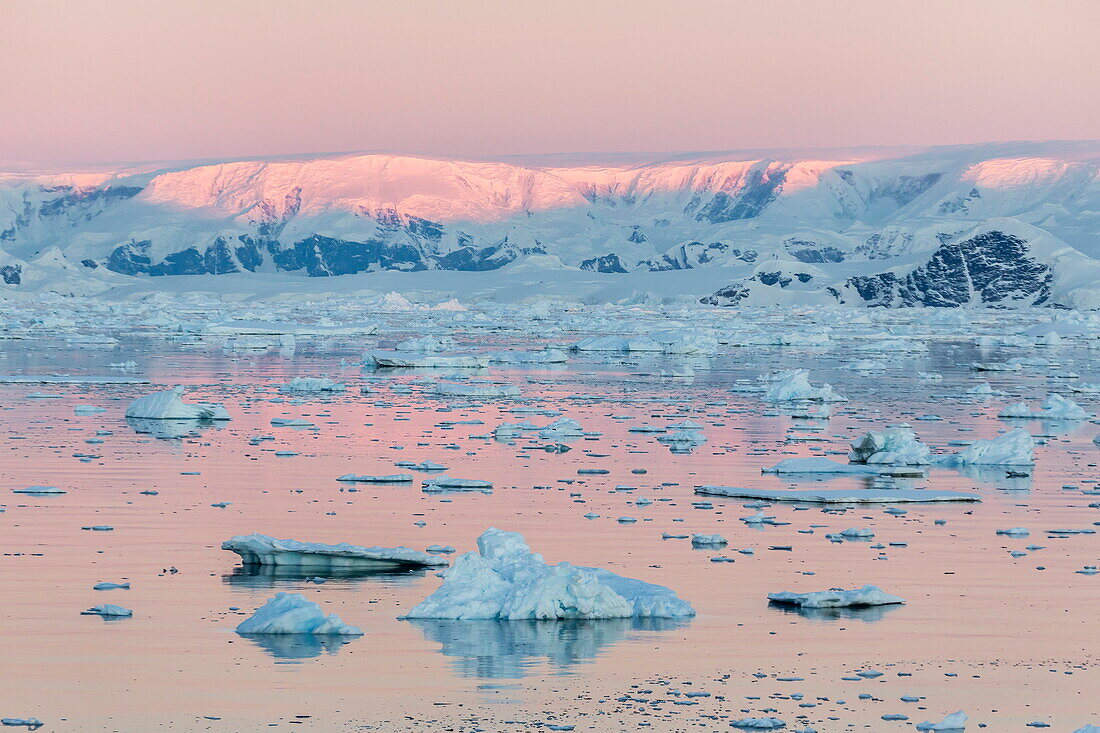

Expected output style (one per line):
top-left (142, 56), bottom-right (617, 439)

top-left (236, 592), bottom-right (362, 635)
top-left (401, 528), bottom-right (695, 620)
top-left (937, 428), bottom-right (1034, 466)
top-left (768, 585), bottom-right (905, 609)
top-left (222, 534), bottom-right (448, 570)
top-left (124, 386), bottom-right (230, 420)
top-left (848, 427), bottom-right (931, 465)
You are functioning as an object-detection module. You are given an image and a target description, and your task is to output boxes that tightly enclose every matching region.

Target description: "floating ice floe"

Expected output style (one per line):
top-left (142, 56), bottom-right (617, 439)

top-left (998, 394), bottom-right (1090, 420)
top-left (730, 718), bottom-right (786, 730)
top-left (73, 404), bottom-right (107, 414)
top-left (657, 430), bottom-right (708, 448)
top-left (1072, 726), bottom-right (1100, 733)
top-left (421, 476), bottom-right (494, 493)
top-left (691, 534), bottom-right (727, 546)
top-left (336, 473), bottom-right (413, 483)
top-left (768, 585), bottom-right (905, 609)
top-left (696, 487), bottom-right (980, 503)
top-left (763, 369), bottom-right (846, 402)
top-left (222, 534), bottom-right (447, 570)
top-left (848, 427), bottom-right (931, 465)
top-left (433, 382), bottom-right (520, 397)
top-left (400, 528), bottom-right (695, 620)
top-left (236, 592), bottom-right (362, 635)
top-left (12, 486), bottom-right (66, 495)
top-left (281, 377), bottom-right (345, 393)
top-left (936, 428), bottom-right (1034, 466)
top-left (569, 336), bottom-right (663, 352)
top-left (916, 711), bottom-right (967, 731)
top-left (996, 527), bottom-right (1030, 538)
top-left (93, 582), bottom-right (130, 590)
top-left (125, 386), bottom-right (230, 420)
top-left (81, 604), bottom-right (132, 617)
top-left (488, 349), bottom-right (569, 364)
top-left (369, 351), bottom-right (489, 368)
top-left (0, 718), bottom-right (43, 729)
top-left (762, 457), bottom-right (884, 474)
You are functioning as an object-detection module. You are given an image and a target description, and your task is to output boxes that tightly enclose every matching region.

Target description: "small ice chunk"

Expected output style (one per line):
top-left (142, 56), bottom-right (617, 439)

top-left (81, 604), bottom-right (132, 617)
top-left (768, 585), bottom-right (904, 609)
top-left (235, 592), bottom-right (362, 635)
top-left (916, 711), bottom-right (967, 730)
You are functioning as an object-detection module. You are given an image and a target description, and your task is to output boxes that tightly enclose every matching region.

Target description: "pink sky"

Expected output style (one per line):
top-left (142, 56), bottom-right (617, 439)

top-left (2, 0), bottom-right (1097, 165)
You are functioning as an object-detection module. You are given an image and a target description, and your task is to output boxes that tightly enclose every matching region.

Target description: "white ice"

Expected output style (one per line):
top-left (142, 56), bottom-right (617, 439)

top-left (222, 534), bottom-right (447, 569)
top-left (124, 386), bottom-right (230, 421)
top-left (768, 585), bottom-right (905, 608)
top-left (848, 427), bottom-right (931, 466)
top-left (400, 528), bottom-right (695, 620)
top-left (235, 592), bottom-right (362, 635)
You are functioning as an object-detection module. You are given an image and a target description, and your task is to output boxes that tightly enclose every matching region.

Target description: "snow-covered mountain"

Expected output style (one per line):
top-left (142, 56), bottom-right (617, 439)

top-left (2, 141), bottom-right (1098, 306)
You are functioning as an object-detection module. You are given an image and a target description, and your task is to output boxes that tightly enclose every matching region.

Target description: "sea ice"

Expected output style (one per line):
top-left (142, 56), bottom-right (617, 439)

top-left (696, 487), bottom-right (979, 503)
top-left (768, 585), bottom-right (904, 609)
top-left (763, 369), bottom-right (846, 403)
top-left (81, 604), bottom-right (132, 617)
top-left (222, 534), bottom-right (447, 569)
top-left (433, 382), bottom-right (520, 397)
top-left (848, 427), bottom-right (931, 465)
top-left (421, 476), bottom-right (494, 493)
top-left (936, 428), bottom-right (1034, 466)
top-left (124, 386), bottom-right (230, 421)
top-left (998, 394), bottom-right (1090, 420)
top-left (401, 528), bottom-right (695, 620)
top-left (916, 711), bottom-right (967, 731)
top-left (235, 592), bottom-right (362, 635)
top-left (369, 351), bottom-right (489, 368)
top-left (281, 377), bottom-right (345, 393)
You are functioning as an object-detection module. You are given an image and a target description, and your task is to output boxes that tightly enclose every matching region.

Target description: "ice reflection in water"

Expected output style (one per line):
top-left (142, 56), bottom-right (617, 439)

top-left (222, 564), bottom-right (431, 588)
top-left (238, 633), bottom-right (358, 662)
top-left (407, 617), bottom-right (691, 679)
top-left (766, 601), bottom-right (903, 623)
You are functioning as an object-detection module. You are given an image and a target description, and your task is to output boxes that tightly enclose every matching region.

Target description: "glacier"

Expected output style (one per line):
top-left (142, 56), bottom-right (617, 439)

top-left (2, 141), bottom-right (1100, 308)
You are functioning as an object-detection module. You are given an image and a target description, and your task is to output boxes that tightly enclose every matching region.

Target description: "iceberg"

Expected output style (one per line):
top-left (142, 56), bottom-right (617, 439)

top-left (281, 377), bottom-right (345, 393)
top-left (768, 585), bottom-right (904, 609)
top-left (488, 349), bottom-right (569, 364)
top-left (570, 336), bottom-right (663, 352)
top-left (848, 427), bottom-right (931, 465)
top-left (696, 487), bottom-right (979, 503)
top-left (222, 534), bottom-right (447, 570)
top-left (401, 528), bottom-right (695, 620)
top-left (369, 351), bottom-right (489, 368)
top-left (433, 382), bottom-right (520, 397)
top-left (937, 428), bottom-right (1034, 466)
top-left (235, 592), bottom-right (362, 635)
top-left (81, 604), bottom-right (132, 617)
top-left (998, 394), bottom-right (1090, 420)
top-left (421, 476), bottom-right (494, 493)
top-left (763, 369), bottom-right (846, 402)
top-left (762, 457), bottom-right (884, 474)
top-left (730, 719), bottom-right (786, 730)
top-left (124, 386), bottom-right (230, 420)
top-left (916, 711), bottom-right (967, 731)
top-left (335, 473), bottom-right (413, 483)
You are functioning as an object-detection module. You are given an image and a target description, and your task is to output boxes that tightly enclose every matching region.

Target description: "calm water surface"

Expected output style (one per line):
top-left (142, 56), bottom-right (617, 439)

top-left (0, 332), bottom-right (1098, 731)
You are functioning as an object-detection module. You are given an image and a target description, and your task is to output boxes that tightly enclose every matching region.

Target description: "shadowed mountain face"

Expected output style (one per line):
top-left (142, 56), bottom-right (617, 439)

top-left (0, 142), bottom-right (1097, 306)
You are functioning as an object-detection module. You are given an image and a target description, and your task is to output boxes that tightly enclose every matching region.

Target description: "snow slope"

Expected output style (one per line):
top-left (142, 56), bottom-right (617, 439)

top-left (1, 141), bottom-right (1098, 306)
